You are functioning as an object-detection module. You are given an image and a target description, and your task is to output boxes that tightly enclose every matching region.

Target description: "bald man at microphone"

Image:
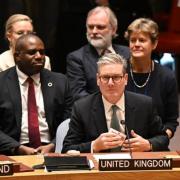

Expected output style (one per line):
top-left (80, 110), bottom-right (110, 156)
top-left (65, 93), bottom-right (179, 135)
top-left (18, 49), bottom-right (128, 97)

top-left (62, 53), bottom-right (169, 153)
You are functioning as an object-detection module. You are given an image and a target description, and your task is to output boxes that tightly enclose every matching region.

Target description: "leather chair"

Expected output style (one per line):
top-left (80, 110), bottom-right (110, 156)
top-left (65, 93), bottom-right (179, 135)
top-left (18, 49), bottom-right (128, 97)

top-left (55, 118), bottom-right (70, 153)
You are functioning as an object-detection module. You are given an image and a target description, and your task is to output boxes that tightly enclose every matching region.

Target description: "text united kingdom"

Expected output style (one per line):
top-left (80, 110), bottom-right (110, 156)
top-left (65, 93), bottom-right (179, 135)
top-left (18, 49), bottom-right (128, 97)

top-left (99, 159), bottom-right (172, 171)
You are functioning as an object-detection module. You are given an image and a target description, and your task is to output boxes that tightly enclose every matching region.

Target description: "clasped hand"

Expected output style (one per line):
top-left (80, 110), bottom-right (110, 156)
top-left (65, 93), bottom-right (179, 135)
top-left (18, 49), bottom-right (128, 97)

top-left (17, 143), bottom-right (55, 155)
top-left (92, 132), bottom-right (125, 152)
top-left (121, 130), bottom-right (151, 152)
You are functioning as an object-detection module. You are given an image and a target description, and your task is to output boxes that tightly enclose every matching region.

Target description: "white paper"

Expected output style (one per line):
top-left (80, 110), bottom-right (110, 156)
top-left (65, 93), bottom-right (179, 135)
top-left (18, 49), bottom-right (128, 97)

top-left (94, 153), bottom-right (131, 161)
top-left (89, 160), bottom-right (95, 169)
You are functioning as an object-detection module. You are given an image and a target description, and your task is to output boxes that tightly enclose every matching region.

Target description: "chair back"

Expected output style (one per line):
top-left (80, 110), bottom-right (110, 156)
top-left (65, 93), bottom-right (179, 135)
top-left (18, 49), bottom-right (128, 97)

top-left (55, 118), bottom-right (70, 153)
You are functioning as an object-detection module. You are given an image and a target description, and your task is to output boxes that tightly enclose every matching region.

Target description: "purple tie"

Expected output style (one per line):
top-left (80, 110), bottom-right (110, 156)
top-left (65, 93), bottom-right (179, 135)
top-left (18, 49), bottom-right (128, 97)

top-left (27, 77), bottom-right (41, 148)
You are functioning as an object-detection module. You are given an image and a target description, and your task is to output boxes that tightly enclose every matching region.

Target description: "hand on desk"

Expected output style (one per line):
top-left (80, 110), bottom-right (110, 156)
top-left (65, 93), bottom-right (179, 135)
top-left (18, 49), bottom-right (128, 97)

top-left (17, 145), bottom-right (38, 155)
top-left (36, 143), bottom-right (55, 154)
top-left (17, 143), bottom-right (55, 155)
top-left (121, 130), bottom-right (151, 152)
top-left (92, 132), bottom-right (125, 152)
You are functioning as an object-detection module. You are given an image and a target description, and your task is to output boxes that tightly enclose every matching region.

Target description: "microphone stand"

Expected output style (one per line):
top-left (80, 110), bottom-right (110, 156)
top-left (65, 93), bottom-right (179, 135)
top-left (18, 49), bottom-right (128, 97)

top-left (121, 120), bottom-right (133, 159)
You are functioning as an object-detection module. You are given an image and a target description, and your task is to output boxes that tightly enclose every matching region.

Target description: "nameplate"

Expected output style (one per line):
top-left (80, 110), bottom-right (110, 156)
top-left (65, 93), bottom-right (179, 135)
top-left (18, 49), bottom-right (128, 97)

top-left (0, 161), bottom-right (13, 176)
top-left (99, 159), bottom-right (172, 171)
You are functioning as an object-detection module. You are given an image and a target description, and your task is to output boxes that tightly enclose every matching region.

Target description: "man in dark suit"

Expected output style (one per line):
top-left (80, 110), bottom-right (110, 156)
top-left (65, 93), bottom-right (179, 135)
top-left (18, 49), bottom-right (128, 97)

top-left (0, 34), bottom-right (73, 155)
top-left (63, 53), bottom-right (169, 153)
top-left (66, 6), bottom-right (130, 101)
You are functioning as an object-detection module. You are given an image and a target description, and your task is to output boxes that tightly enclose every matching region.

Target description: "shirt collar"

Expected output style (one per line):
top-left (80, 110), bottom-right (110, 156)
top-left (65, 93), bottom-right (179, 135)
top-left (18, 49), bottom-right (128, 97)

top-left (16, 66), bottom-right (40, 85)
top-left (102, 93), bottom-right (125, 113)
top-left (96, 45), bottom-right (115, 56)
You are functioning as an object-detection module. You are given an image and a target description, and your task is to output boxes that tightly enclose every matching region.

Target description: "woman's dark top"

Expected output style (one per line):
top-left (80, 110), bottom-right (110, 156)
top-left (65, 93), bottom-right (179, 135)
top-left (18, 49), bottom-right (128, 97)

top-left (126, 61), bottom-right (179, 136)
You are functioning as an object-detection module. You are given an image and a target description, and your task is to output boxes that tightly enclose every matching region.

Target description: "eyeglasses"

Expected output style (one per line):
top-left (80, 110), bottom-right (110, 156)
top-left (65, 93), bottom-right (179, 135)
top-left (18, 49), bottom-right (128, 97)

top-left (99, 75), bottom-right (124, 83)
top-left (20, 49), bottom-right (45, 56)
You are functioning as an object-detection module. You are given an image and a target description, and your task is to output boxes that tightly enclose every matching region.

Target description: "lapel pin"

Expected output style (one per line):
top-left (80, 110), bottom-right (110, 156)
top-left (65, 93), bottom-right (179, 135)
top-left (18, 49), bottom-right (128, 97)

top-left (48, 82), bottom-right (53, 87)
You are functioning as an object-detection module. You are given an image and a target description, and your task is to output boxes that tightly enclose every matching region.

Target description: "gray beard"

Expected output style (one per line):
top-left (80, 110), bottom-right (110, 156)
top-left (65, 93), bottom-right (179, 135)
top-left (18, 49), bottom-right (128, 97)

top-left (88, 38), bottom-right (107, 49)
top-left (86, 34), bottom-right (112, 49)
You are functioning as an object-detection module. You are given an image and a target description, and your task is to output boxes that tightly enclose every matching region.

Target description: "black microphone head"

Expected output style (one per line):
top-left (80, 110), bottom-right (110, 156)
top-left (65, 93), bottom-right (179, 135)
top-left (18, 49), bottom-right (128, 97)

top-left (120, 120), bottom-right (125, 125)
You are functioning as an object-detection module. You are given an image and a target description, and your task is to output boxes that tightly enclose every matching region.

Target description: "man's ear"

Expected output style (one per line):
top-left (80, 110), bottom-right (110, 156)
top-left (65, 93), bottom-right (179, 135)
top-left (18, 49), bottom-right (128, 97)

top-left (13, 51), bottom-right (20, 63)
top-left (124, 73), bottom-right (128, 86)
top-left (111, 26), bottom-right (117, 38)
top-left (97, 73), bottom-right (100, 86)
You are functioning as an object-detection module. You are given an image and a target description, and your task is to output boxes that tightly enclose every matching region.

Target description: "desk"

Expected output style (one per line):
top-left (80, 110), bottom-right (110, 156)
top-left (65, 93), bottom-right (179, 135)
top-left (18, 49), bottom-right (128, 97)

top-left (1, 152), bottom-right (180, 180)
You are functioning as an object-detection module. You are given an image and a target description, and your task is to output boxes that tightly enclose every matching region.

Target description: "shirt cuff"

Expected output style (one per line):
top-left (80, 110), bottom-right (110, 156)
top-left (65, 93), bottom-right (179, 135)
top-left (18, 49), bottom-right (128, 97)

top-left (91, 141), bottom-right (95, 153)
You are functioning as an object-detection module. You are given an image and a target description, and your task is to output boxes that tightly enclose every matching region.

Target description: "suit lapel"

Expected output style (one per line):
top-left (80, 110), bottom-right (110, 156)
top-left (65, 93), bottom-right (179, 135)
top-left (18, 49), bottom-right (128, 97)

top-left (91, 93), bottom-right (108, 134)
top-left (7, 68), bottom-right (22, 129)
top-left (85, 45), bottom-right (99, 67)
top-left (40, 70), bottom-right (53, 125)
top-left (125, 92), bottom-right (136, 137)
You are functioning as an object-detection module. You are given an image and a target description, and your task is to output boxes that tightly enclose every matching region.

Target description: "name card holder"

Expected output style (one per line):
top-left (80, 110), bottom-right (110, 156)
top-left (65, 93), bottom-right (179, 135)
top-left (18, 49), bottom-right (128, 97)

top-left (99, 159), bottom-right (172, 171)
top-left (0, 161), bottom-right (13, 176)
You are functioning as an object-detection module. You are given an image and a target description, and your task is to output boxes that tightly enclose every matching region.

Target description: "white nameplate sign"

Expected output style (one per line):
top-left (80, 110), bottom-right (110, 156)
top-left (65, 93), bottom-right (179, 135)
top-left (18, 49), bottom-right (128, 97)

top-left (99, 159), bottom-right (172, 171)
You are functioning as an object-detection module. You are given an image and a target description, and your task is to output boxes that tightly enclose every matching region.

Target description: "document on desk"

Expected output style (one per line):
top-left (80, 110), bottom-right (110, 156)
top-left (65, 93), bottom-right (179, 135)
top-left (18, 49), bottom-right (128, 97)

top-left (94, 153), bottom-right (131, 161)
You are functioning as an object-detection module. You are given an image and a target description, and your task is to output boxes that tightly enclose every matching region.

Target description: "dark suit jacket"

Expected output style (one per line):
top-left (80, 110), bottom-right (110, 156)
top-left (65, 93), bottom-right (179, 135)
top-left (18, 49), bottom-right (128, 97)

top-left (66, 44), bottom-right (130, 101)
top-left (62, 91), bottom-right (169, 153)
top-left (0, 67), bottom-right (73, 155)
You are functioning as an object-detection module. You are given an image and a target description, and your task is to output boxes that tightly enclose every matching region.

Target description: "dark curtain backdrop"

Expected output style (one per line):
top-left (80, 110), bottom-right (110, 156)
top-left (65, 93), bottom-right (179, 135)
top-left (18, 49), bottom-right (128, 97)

top-left (0, 0), bottom-right (169, 74)
top-left (0, 0), bottom-right (94, 73)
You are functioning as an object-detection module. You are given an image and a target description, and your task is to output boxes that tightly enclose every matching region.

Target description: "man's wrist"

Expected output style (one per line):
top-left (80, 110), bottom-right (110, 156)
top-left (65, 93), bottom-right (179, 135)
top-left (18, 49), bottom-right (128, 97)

top-left (148, 141), bottom-right (153, 151)
top-left (165, 129), bottom-right (172, 139)
top-left (91, 140), bottom-right (99, 153)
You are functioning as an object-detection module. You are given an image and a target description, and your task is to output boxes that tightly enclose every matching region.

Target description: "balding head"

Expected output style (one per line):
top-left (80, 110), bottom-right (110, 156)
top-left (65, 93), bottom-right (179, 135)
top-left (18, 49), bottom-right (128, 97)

top-left (14, 34), bottom-right (45, 76)
top-left (15, 33), bottom-right (43, 52)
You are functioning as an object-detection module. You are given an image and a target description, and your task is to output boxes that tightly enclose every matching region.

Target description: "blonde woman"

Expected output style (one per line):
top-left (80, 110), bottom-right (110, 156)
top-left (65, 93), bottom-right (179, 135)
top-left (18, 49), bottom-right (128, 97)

top-left (0, 14), bottom-right (51, 71)
top-left (125, 18), bottom-right (179, 139)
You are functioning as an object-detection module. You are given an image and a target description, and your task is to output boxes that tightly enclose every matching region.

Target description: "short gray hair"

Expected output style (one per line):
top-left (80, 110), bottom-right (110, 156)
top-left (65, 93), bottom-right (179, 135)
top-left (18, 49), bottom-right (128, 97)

top-left (97, 53), bottom-right (127, 74)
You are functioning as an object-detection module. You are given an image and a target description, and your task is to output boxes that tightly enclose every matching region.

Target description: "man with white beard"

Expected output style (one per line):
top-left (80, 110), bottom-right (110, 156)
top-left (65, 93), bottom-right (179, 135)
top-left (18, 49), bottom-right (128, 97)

top-left (66, 6), bottom-right (130, 101)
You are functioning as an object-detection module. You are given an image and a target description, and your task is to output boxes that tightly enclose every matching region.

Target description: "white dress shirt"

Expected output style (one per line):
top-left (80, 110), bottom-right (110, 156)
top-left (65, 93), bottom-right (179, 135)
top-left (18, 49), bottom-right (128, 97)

top-left (16, 66), bottom-right (50, 144)
top-left (91, 94), bottom-right (125, 152)
top-left (102, 94), bottom-right (125, 133)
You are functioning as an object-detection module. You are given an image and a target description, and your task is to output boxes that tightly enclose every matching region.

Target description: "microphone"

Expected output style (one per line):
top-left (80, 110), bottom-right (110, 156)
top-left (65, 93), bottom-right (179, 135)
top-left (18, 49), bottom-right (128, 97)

top-left (120, 120), bottom-right (132, 159)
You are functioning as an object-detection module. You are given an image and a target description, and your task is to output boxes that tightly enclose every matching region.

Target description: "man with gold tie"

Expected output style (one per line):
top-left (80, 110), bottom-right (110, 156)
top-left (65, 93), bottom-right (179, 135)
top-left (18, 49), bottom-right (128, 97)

top-left (0, 34), bottom-right (72, 155)
top-left (63, 53), bottom-right (169, 153)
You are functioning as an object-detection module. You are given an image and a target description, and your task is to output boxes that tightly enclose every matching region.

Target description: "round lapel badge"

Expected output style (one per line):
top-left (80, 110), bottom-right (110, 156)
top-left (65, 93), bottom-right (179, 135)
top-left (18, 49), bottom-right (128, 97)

top-left (48, 82), bottom-right (53, 87)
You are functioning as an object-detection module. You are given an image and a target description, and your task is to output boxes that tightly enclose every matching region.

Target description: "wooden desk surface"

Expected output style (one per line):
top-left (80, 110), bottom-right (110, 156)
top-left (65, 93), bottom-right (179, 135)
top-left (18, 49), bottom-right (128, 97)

top-left (1, 151), bottom-right (180, 180)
